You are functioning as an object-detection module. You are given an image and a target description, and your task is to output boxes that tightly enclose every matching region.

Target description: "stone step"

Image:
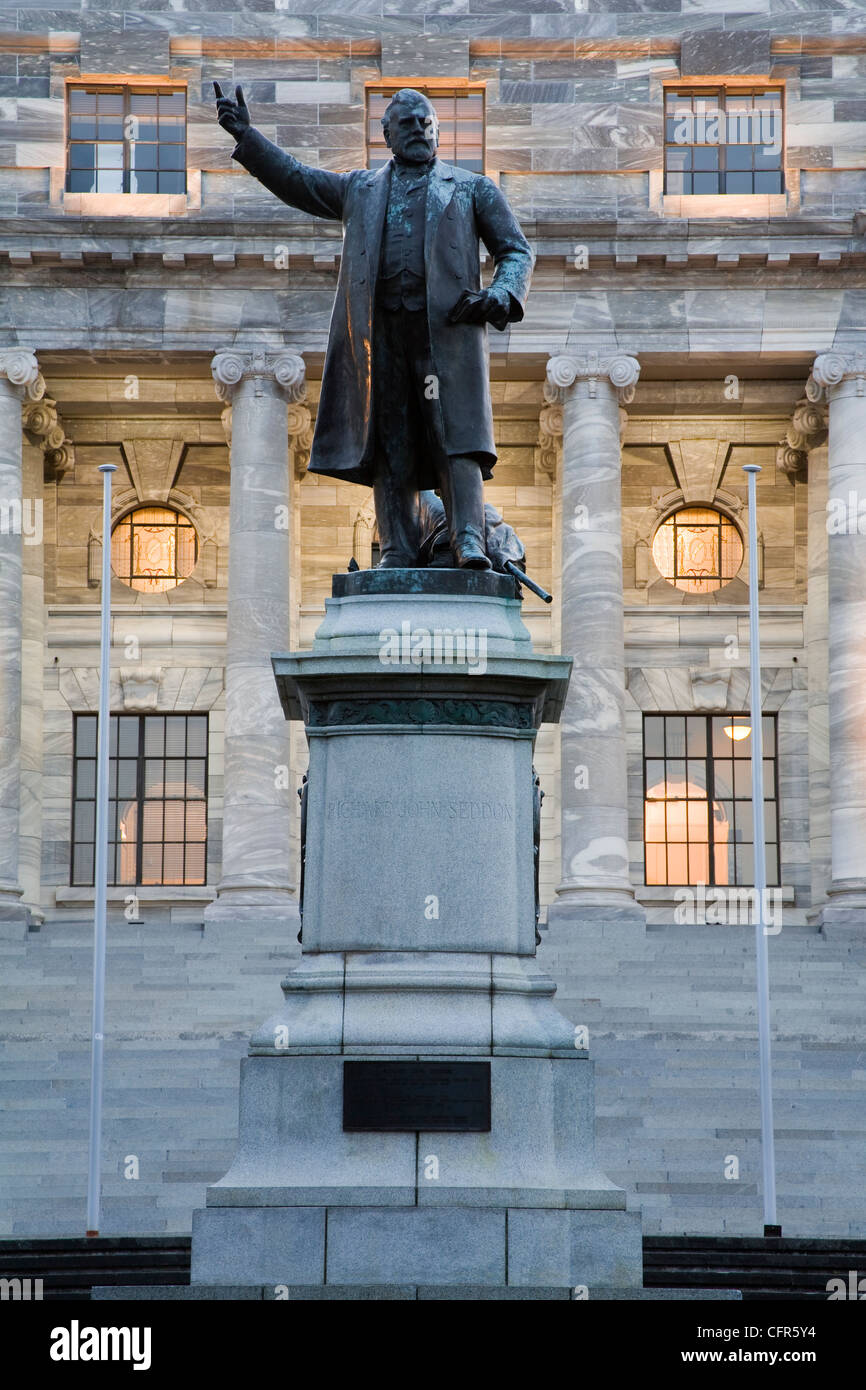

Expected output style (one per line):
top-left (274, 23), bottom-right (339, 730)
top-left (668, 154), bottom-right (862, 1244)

top-left (2, 917), bottom-right (863, 1238)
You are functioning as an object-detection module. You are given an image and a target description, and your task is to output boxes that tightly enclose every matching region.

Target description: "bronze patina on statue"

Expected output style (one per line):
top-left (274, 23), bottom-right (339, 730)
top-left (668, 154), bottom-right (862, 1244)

top-left (214, 82), bottom-right (534, 573)
top-left (177, 83), bottom-right (644, 1302)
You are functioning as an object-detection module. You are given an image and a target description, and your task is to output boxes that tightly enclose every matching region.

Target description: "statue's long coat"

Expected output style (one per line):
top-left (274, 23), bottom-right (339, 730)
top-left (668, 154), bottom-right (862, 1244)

top-left (232, 128), bottom-right (534, 486)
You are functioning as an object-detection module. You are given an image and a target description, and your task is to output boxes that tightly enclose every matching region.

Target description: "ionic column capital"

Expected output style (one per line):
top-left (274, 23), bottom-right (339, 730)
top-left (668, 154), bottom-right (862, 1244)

top-left (288, 401), bottom-right (314, 476)
top-left (807, 350), bottom-right (866, 402)
top-left (536, 387), bottom-right (563, 478)
top-left (776, 442), bottom-right (807, 481)
top-left (0, 349), bottom-right (43, 401)
top-left (546, 351), bottom-right (640, 405)
top-left (211, 348), bottom-right (306, 404)
top-left (790, 397), bottom-right (828, 447)
top-left (287, 401), bottom-right (312, 439)
top-left (22, 393), bottom-right (75, 481)
top-left (776, 396), bottom-right (828, 482)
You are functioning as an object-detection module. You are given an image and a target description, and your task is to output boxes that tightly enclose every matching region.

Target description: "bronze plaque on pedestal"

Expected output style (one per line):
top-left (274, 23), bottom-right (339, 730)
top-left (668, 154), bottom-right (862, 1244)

top-left (343, 1061), bottom-right (491, 1132)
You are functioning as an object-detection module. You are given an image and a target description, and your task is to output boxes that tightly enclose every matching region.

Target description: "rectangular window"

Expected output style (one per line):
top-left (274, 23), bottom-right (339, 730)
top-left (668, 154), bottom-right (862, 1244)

top-left (367, 85), bottom-right (485, 172)
top-left (72, 714), bottom-right (207, 886)
top-left (643, 714), bottom-right (779, 887)
top-left (66, 85), bottom-right (187, 195)
top-left (664, 87), bottom-right (783, 196)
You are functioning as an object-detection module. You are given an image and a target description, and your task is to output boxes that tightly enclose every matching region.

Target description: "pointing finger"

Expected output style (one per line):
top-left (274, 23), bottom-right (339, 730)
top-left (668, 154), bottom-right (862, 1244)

top-left (236, 84), bottom-right (248, 109)
top-left (213, 80), bottom-right (224, 100)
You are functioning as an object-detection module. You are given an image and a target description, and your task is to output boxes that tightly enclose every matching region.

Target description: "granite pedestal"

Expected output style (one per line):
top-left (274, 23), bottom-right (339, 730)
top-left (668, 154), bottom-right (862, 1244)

top-left (190, 570), bottom-right (643, 1294)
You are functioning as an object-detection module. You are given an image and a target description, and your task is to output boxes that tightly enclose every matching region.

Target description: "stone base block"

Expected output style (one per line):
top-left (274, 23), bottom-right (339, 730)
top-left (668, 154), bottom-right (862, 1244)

top-left (191, 1207), bottom-right (325, 1285)
top-left (203, 903), bottom-right (300, 928)
top-left (545, 898), bottom-right (646, 936)
top-left (508, 1207), bottom-right (642, 1287)
top-left (204, 1053), bottom-right (623, 1211)
top-left (819, 903), bottom-right (866, 937)
top-left (0, 917), bottom-right (29, 939)
top-left (250, 952), bottom-right (581, 1056)
top-left (190, 1204), bottom-right (643, 1289)
top-left (0, 899), bottom-right (30, 935)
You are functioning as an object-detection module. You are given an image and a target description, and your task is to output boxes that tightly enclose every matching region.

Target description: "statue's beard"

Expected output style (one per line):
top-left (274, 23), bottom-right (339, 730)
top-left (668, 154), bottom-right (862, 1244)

top-left (392, 144), bottom-right (436, 166)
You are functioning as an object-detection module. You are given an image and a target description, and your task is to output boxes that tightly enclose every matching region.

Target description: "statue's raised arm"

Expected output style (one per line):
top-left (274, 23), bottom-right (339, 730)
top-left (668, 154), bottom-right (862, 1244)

top-left (213, 83), bottom-right (533, 573)
top-left (213, 82), bottom-right (250, 141)
top-left (213, 80), bottom-right (349, 221)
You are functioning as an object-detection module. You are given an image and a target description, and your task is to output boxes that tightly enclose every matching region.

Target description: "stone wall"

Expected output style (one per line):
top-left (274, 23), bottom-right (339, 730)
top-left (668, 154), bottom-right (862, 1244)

top-left (2, 6), bottom-right (865, 221)
top-left (15, 370), bottom-right (828, 920)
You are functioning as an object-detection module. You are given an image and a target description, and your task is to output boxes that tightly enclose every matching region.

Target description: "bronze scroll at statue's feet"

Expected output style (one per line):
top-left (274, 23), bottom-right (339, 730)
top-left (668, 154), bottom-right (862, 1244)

top-left (452, 533), bottom-right (493, 570)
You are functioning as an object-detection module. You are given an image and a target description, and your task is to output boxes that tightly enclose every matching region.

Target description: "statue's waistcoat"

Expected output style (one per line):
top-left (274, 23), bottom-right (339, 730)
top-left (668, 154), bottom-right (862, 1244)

top-left (377, 162), bottom-right (429, 312)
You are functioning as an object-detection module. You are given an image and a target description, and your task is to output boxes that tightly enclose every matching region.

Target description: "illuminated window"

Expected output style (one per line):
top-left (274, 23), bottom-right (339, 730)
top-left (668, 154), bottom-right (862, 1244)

top-left (367, 85), bottom-right (485, 171)
top-left (664, 87), bottom-right (783, 195)
top-left (643, 714), bottom-right (779, 887)
top-left (111, 506), bottom-right (197, 594)
top-left (66, 85), bottom-right (186, 194)
top-left (71, 714), bottom-right (208, 887)
top-left (651, 507), bottom-right (743, 594)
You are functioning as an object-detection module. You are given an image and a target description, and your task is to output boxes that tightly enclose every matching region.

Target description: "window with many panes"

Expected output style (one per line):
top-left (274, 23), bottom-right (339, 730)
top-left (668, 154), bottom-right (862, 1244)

top-left (651, 507), bottom-right (744, 594)
top-left (643, 714), bottom-right (779, 887)
top-left (71, 714), bottom-right (207, 886)
top-left (66, 85), bottom-right (187, 195)
top-left (111, 506), bottom-right (197, 594)
top-left (367, 85), bottom-right (485, 172)
top-left (664, 87), bottom-right (783, 195)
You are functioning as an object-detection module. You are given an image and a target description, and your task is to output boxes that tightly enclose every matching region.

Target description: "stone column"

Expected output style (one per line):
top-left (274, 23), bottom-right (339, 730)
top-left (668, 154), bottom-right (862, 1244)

top-left (19, 434), bottom-right (46, 923)
top-left (0, 349), bottom-right (43, 926)
top-left (545, 351), bottom-right (645, 929)
top-left (778, 398), bottom-right (830, 913)
top-left (204, 348), bottom-right (306, 925)
top-left (807, 351), bottom-right (866, 933)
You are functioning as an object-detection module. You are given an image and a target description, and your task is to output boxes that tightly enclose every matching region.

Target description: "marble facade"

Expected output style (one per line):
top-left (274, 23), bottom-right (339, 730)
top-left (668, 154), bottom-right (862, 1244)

top-left (0, 2), bottom-right (864, 1240)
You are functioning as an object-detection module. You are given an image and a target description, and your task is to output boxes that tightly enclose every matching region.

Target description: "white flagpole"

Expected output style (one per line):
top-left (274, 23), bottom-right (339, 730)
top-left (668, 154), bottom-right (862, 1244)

top-left (86, 462), bottom-right (116, 1236)
top-left (743, 462), bottom-right (779, 1235)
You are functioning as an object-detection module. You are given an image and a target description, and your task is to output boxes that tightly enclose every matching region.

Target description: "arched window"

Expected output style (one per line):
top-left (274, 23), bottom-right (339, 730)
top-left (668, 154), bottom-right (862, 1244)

top-left (651, 506), bottom-right (743, 594)
top-left (111, 505), bottom-right (197, 593)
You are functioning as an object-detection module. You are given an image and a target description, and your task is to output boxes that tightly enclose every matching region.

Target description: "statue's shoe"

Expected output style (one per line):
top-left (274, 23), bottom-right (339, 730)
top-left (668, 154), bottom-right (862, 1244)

top-left (453, 536), bottom-right (493, 570)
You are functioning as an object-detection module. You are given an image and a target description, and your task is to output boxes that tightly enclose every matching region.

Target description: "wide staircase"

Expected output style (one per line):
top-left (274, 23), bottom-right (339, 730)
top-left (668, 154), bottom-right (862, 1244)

top-left (5, 1233), bottom-right (865, 1300)
top-left (1, 914), bottom-right (864, 1241)
top-left (0, 915), bottom-right (299, 1236)
top-left (539, 920), bottom-right (866, 1238)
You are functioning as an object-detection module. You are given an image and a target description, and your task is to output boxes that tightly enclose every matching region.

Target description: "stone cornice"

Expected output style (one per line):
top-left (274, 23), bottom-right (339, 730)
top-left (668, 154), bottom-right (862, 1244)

top-left (547, 351), bottom-right (641, 404)
top-left (211, 349), bottom-right (306, 404)
top-left (0, 215), bottom-right (862, 277)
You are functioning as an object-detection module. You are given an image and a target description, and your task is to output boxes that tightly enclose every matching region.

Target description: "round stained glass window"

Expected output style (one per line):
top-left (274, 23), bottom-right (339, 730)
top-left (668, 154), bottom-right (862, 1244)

top-left (111, 506), bottom-right (197, 594)
top-left (651, 506), bottom-right (743, 594)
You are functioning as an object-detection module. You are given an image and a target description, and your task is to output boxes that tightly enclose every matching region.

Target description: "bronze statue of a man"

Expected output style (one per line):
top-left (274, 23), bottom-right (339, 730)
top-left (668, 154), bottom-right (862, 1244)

top-left (214, 83), bottom-right (533, 570)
